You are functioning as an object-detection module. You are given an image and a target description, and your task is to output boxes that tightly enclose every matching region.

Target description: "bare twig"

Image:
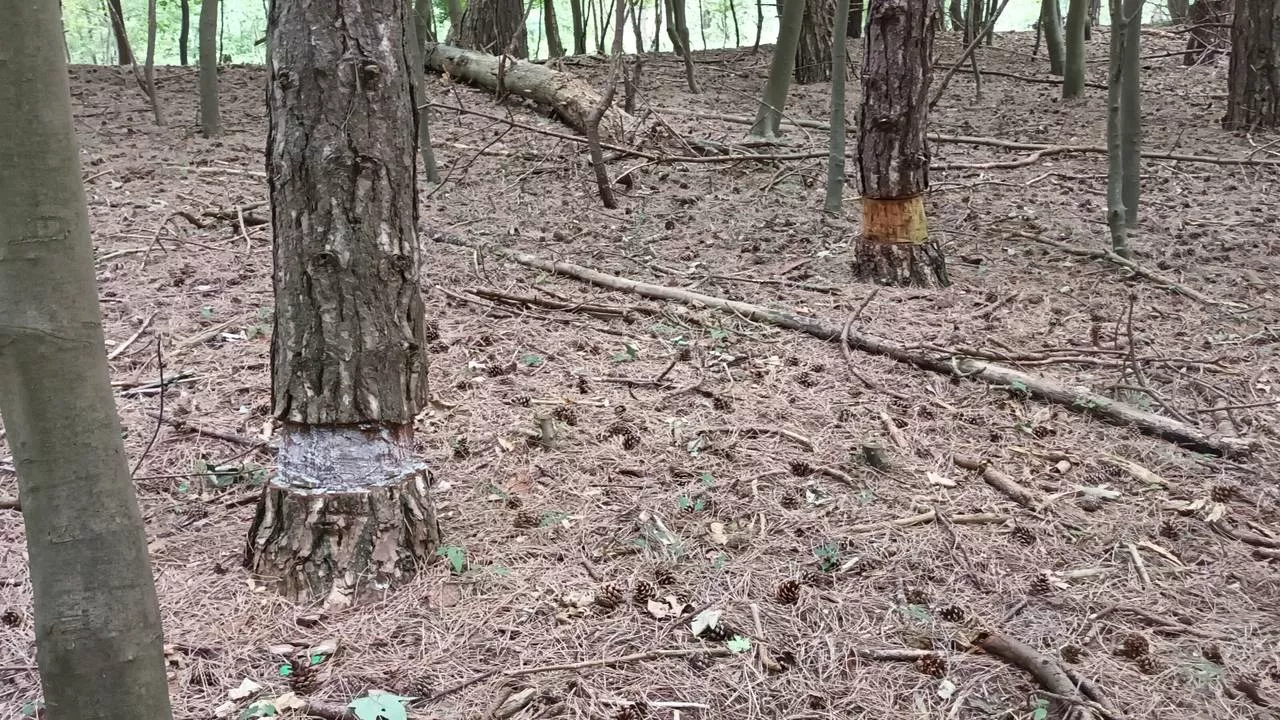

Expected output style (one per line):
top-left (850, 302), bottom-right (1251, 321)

top-left (108, 311), bottom-right (158, 360)
top-left (953, 454), bottom-right (1040, 509)
top-left (978, 632), bottom-right (1096, 720)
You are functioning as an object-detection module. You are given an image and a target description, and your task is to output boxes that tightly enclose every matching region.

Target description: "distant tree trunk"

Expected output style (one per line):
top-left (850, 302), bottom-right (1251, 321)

top-left (850, 0), bottom-right (866, 35)
top-left (698, 0), bottom-right (709, 47)
top-left (1041, 0), bottom-right (1064, 74)
top-left (144, 0), bottom-right (164, 124)
top-left (1063, 0), bottom-right (1086, 96)
top-left (179, 0), bottom-right (190, 64)
top-left (729, 0), bottom-right (742, 45)
top-left (415, 0), bottom-right (439, 42)
top-left (1087, 0), bottom-right (1100, 36)
top-left (0, 4), bottom-right (175, 720)
top-left (754, 0), bottom-right (764, 50)
top-left (666, 0), bottom-right (684, 51)
top-left (199, 0), bottom-right (220, 137)
top-left (965, 0), bottom-right (980, 42)
top-left (453, 0), bottom-right (529, 56)
top-left (106, 0), bottom-right (132, 64)
top-left (797, 0), bottom-right (835, 82)
top-left (857, 0), bottom-right (948, 287)
top-left (669, 0), bottom-right (701, 89)
top-left (447, 0), bottom-right (465, 27)
top-left (248, 0), bottom-right (441, 607)
top-left (749, 0), bottom-right (806, 137)
top-left (598, 0), bottom-right (611, 52)
top-left (826, 0), bottom-right (852, 213)
top-left (1183, 0), bottom-right (1230, 64)
top-left (407, 4), bottom-right (441, 182)
top-left (1167, 0), bottom-right (1189, 21)
top-left (546, 0), bottom-right (566, 55)
top-left (1120, 0), bottom-right (1142, 225)
top-left (948, 0), bottom-right (964, 29)
top-left (1106, 0), bottom-right (1143, 256)
top-left (630, 0), bottom-right (646, 51)
top-left (1225, 0), bottom-right (1277, 127)
top-left (571, 0), bottom-right (588, 52)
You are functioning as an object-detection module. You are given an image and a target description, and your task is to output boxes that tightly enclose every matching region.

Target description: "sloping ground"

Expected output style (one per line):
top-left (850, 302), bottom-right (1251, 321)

top-left (1, 30), bottom-right (1278, 720)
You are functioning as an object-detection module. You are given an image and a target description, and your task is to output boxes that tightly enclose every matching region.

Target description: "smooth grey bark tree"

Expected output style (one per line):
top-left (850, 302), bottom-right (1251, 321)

top-left (407, 3), bottom-right (441, 182)
top-left (0, 4), bottom-right (174, 720)
top-left (180, 0), bottom-right (191, 64)
top-left (246, 0), bottom-right (441, 605)
top-left (1063, 0), bottom-right (1087, 97)
top-left (1041, 0), bottom-right (1064, 75)
top-left (1106, 0), bottom-right (1143, 256)
top-left (748, 0), bottom-right (806, 138)
top-left (668, 0), bottom-right (700, 90)
top-left (415, 0), bottom-right (438, 42)
top-left (199, 0), bottom-right (220, 137)
top-left (545, 0), bottom-right (566, 56)
top-left (145, 0), bottom-right (165, 125)
top-left (826, 0), bottom-right (852, 213)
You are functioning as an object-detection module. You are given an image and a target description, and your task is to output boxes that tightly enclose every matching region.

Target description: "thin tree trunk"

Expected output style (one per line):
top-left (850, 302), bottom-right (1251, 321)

top-left (729, 0), bottom-right (741, 45)
top-left (0, 4), bottom-right (174, 719)
top-left (454, 0), bottom-right (529, 56)
top-left (631, 0), bottom-right (646, 52)
top-left (826, 0), bottom-right (851, 213)
top-left (1119, 0), bottom-right (1142, 226)
top-left (796, 0), bottom-right (835, 83)
top-left (249, 0), bottom-right (441, 607)
top-left (1166, 0), bottom-right (1188, 23)
top-left (749, 0), bottom-right (805, 137)
top-left (587, 0), bottom-right (627, 207)
top-left (448, 0), bottom-right (465, 27)
top-left (857, 0), bottom-right (948, 287)
top-left (654, 0), bottom-right (666, 50)
top-left (698, 0), bottom-right (708, 48)
top-left (179, 0), bottom-right (190, 64)
top-left (985, 0), bottom-right (996, 42)
top-left (670, 0), bottom-right (701, 90)
top-left (144, 0), bottom-right (164, 125)
top-left (1105, 0), bottom-right (1128, 256)
top-left (1041, 0), bottom-right (1064, 75)
top-left (1224, 0), bottom-right (1280, 128)
top-left (1087, 0), bottom-right (1099, 38)
top-left (199, 0), bottom-right (220, 137)
top-left (571, 0), bottom-right (587, 52)
top-left (407, 5), bottom-right (441, 182)
top-left (416, 0), bottom-right (438, 44)
top-left (546, 0), bottom-right (566, 56)
top-left (754, 0), bottom-right (764, 50)
top-left (106, 0), bottom-right (132, 64)
top-left (850, 0), bottom-right (864, 35)
top-left (666, 0), bottom-right (683, 52)
top-left (948, 0), bottom-right (964, 31)
top-left (1063, 0), bottom-right (1086, 97)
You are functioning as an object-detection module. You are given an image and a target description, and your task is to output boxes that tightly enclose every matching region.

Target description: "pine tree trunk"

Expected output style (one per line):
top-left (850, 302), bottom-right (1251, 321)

top-left (106, 0), bottom-right (133, 64)
top-left (179, 0), bottom-right (190, 64)
top-left (797, 0), bottom-right (835, 83)
top-left (0, 4), bottom-right (174, 719)
top-left (826, 0), bottom-right (852, 213)
top-left (453, 0), bottom-right (529, 56)
top-left (856, 0), bottom-right (948, 287)
top-left (571, 0), bottom-right (588, 52)
top-left (1225, 0), bottom-right (1279, 128)
top-left (249, 0), bottom-right (441, 607)
top-left (1063, 0), bottom-right (1086, 96)
top-left (546, 0), bottom-right (566, 56)
top-left (1042, 0), bottom-right (1065, 75)
top-left (749, 0), bottom-right (806, 137)
top-left (199, 0), bottom-right (220, 137)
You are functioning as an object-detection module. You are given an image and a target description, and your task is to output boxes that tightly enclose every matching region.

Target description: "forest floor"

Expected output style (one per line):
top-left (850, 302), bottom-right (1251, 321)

top-left (2, 27), bottom-right (1280, 720)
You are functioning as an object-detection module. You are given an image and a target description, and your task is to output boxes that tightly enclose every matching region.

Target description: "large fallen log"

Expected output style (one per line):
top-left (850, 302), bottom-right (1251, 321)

top-left (432, 234), bottom-right (1255, 458)
top-left (423, 43), bottom-right (633, 141)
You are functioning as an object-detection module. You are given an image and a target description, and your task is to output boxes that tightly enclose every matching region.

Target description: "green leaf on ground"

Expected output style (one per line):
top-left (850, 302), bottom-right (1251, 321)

top-left (349, 692), bottom-right (411, 720)
top-left (726, 636), bottom-right (752, 653)
top-left (436, 545), bottom-right (466, 574)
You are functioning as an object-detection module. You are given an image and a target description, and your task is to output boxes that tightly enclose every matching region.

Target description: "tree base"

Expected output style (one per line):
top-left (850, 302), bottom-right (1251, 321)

top-left (244, 424), bottom-right (441, 607)
top-left (856, 196), bottom-right (949, 287)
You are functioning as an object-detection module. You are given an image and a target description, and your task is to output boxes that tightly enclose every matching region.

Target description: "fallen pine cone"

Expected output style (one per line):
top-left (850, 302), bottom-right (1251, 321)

top-left (775, 579), bottom-right (802, 605)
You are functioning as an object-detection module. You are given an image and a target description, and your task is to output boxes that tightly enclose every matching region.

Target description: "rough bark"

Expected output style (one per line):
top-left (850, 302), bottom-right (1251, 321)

top-left (199, 0), bottom-right (220, 137)
top-left (545, 0), bottom-right (566, 56)
top-left (749, 0), bottom-right (806, 138)
top-left (452, 0), bottom-right (529, 57)
top-left (571, 0), bottom-right (588, 52)
top-left (179, 0), bottom-right (190, 65)
top-left (1119, 0), bottom-right (1142, 226)
top-left (797, 0), bottom-right (835, 83)
top-left (424, 42), bottom-right (634, 138)
top-left (106, 0), bottom-right (133, 64)
top-left (1184, 0), bottom-right (1231, 65)
top-left (448, 0), bottom-right (465, 27)
top-left (250, 0), bottom-right (441, 605)
top-left (415, 0), bottom-right (438, 43)
top-left (0, 3), bottom-right (174, 719)
top-left (407, 6), bottom-right (442, 182)
top-left (948, 0), bottom-right (964, 29)
top-left (857, 0), bottom-right (948, 287)
top-left (1225, 0), bottom-right (1279, 128)
top-left (826, 0), bottom-right (852, 212)
top-left (1041, 0), bottom-right (1064, 75)
top-left (1063, 0), bottom-right (1087, 97)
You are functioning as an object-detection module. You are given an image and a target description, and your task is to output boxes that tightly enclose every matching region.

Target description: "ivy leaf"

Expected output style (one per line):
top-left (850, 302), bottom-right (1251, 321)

top-left (348, 692), bottom-right (411, 720)
top-left (725, 636), bottom-right (752, 653)
top-left (436, 545), bottom-right (466, 574)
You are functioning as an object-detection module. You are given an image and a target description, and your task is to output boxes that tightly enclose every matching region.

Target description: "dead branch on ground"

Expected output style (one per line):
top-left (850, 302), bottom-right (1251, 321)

top-left (0, 498), bottom-right (18, 511)
top-left (953, 454), bottom-right (1041, 509)
top-left (977, 632), bottom-right (1099, 720)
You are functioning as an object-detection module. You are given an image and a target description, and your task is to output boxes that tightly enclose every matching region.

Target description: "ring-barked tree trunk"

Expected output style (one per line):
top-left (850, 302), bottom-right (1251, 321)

top-left (451, 0), bottom-right (529, 56)
top-left (797, 0), bottom-right (835, 83)
top-left (856, 0), bottom-right (948, 287)
top-left (1224, 0), bottom-right (1279, 129)
top-left (0, 3), bottom-right (174, 719)
top-left (247, 0), bottom-right (441, 607)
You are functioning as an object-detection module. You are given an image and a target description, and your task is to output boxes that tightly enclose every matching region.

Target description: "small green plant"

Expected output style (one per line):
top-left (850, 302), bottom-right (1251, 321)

top-left (240, 702), bottom-right (277, 719)
top-left (698, 471), bottom-right (714, 487)
top-left (611, 343), bottom-right (640, 363)
top-left (349, 692), bottom-right (412, 720)
top-left (813, 541), bottom-right (841, 571)
top-left (436, 545), bottom-right (466, 574)
top-left (539, 510), bottom-right (570, 527)
top-left (725, 636), bottom-right (752, 653)
top-left (1031, 698), bottom-right (1050, 720)
top-left (518, 353), bottom-right (544, 367)
top-left (20, 701), bottom-right (44, 719)
top-left (200, 305), bottom-right (215, 319)
top-left (677, 494), bottom-right (708, 512)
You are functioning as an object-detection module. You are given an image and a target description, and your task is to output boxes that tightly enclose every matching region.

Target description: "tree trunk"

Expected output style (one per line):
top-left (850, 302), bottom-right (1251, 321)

top-left (856, 0), bottom-right (948, 287)
top-left (199, 0), bottom-right (220, 137)
top-left (0, 4), bottom-right (174, 720)
top-left (416, 0), bottom-right (438, 43)
top-left (1041, 0), bottom-right (1064, 74)
top-left (1087, 0), bottom-right (1100, 36)
top-left (106, 0), bottom-right (132, 64)
top-left (670, 0), bottom-right (701, 90)
top-left (655, 0), bottom-right (667, 50)
top-left (948, 0), bottom-right (964, 30)
top-left (851, 0), bottom-right (866, 35)
top-left (545, 0), bottom-right (566, 56)
top-left (965, 0), bottom-right (980, 42)
top-left (179, 0), bottom-right (190, 64)
top-left (698, 0), bottom-right (709, 48)
top-left (452, 0), bottom-right (529, 56)
top-left (754, 0), bottom-right (764, 50)
top-left (424, 43), bottom-right (635, 136)
top-left (1225, 0), bottom-right (1278, 128)
top-left (729, 0), bottom-right (742, 45)
top-left (1106, 0), bottom-right (1128, 256)
top-left (448, 0), bottom-right (465, 28)
top-left (666, 0), bottom-right (684, 53)
top-left (826, 0), bottom-right (852, 213)
top-left (598, 0), bottom-right (611, 52)
top-left (408, 4), bottom-right (442, 182)
top-left (144, 0), bottom-right (164, 125)
top-left (249, 0), bottom-right (442, 607)
top-left (749, 0), bottom-right (806, 138)
top-left (1120, 0), bottom-right (1142, 226)
top-left (797, 0), bottom-right (835, 83)
top-left (1167, 0), bottom-right (1189, 21)
top-left (571, 0), bottom-right (588, 52)
top-left (1063, 0), bottom-right (1086, 96)
top-left (630, 0), bottom-right (646, 52)
top-left (1183, 0), bottom-right (1230, 65)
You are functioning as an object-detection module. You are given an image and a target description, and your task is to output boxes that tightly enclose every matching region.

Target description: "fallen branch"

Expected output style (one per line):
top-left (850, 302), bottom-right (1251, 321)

top-left (693, 425), bottom-right (814, 450)
top-left (849, 647), bottom-right (937, 662)
top-left (0, 497), bottom-right (19, 511)
top-left (145, 411), bottom-right (268, 449)
top-left (108, 311), bottom-right (158, 361)
top-left (1210, 520), bottom-right (1280, 549)
top-left (978, 632), bottom-right (1097, 720)
top-left (435, 236), bottom-right (1253, 457)
top-left (848, 511), bottom-right (1007, 533)
top-left (954, 454), bottom-right (1040, 509)
top-left (1012, 231), bottom-right (1243, 308)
